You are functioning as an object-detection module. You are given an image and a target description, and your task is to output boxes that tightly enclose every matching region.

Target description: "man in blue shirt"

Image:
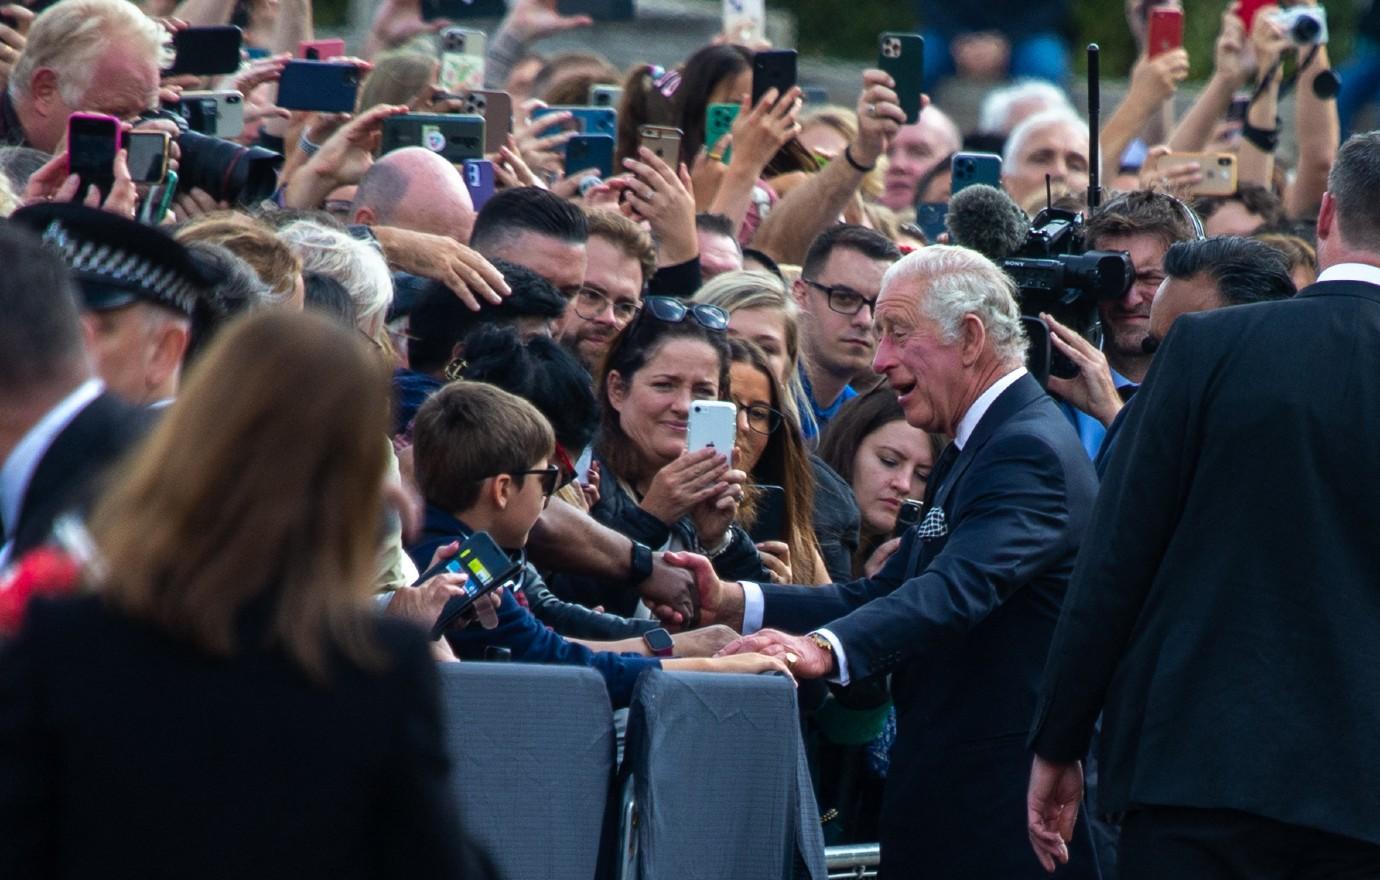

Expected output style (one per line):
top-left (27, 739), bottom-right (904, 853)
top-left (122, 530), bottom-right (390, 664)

top-left (792, 226), bottom-right (901, 439)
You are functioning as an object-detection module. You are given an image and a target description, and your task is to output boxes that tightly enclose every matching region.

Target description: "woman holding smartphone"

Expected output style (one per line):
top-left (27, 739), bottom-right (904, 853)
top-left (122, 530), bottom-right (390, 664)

top-left (589, 296), bottom-right (767, 616)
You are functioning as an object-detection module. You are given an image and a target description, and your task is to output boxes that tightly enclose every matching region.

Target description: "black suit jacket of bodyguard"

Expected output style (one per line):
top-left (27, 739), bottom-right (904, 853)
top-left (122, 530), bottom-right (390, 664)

top-left (761, 373), bottom-right (1100, 877)
top-left (1031, 280), bottom-right (1380, 847)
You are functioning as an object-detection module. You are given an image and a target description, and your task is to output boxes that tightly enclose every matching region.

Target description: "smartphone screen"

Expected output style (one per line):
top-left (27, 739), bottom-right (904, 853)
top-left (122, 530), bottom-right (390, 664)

top-left (68, 114), bottom-right (120, 198)
top-left (125, 131), bottom-right (169, 184)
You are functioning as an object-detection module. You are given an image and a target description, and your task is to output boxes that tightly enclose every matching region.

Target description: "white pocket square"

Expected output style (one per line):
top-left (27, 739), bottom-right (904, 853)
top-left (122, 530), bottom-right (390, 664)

top-left (917, 506), bottom-right (948, 539)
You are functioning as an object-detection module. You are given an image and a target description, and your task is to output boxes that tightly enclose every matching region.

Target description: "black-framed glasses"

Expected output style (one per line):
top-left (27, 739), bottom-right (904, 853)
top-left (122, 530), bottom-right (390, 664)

top-left (636, 295), bottom-right (730, 331)
top-left (574, 287), bottom-right (641, 325)
top-left (736, 402), bottom-right (784, 436)
top-left (802, 278), bottom-right (878, 317)
top-left (509, 465), bottom-right (560, 505)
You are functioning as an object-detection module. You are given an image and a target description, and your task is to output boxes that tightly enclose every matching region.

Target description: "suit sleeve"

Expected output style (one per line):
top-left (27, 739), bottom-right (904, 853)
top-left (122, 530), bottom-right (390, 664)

top-left (822, 432), bottom-right (1075, 683)
top-left (758, 529), bottom-right (921, 634)
top-left (1028, 320), bottom-right (1199, 762)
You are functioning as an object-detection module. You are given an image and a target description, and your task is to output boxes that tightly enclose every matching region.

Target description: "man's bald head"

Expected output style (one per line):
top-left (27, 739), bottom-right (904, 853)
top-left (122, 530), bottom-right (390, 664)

top-left (351, 148), bottom-right (476, 242)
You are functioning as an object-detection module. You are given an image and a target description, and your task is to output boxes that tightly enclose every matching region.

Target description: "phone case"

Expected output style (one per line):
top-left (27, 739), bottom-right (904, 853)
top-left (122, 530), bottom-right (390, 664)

top-left (556, 0), bottom-right (633, 21)
top-left (722, 0), bottom-right (765, 43)
top-left (566, 133), bottom-right (614, 178)
top-left (463, 159), bottom-right (496, 210)
top-left (125, 132), bottom-right (170, 184)
top-left (298, 38), bottom-right (345, 61)
top-left (420, 0), bottom-right (505, 21)
top-left (276, 61), bottom-right (362, 113)
top-left (460, 90), bottom-right (512, 153)
top-left (167, 25), bottom-right (243, 76)
top-left (878, 33), bottom-right (924, 124)
top-left (381, 113), bottom-right (486, 163)
top-left (751, 49), bottom-right (796, 106)
top-left (67, 113), bottom-right (121, 196)
top-left (589, 84), bottom-right (623, 107)
top-left (687, 400), bottom-right (737, 455)
top-left (705, 102), bottom-right (739, 164)
top-left (747, 484), bottom-right (787, 543)
top-left (180, 91), bottom-right (245, 139)
top-left (1155, 152), bottom-right (1237, 197)
top-left (1148, 8), bottom-right (1183, 58)
top-left (950, 152), bottom-right (1002, 195)
top-left (532, 106), bottom-right (617, 138)
top-left (438, 28), bottom-right (486, 93)
top-left (638, 125), bottom-right (682, 169)
top-left (915, 202), bottom-right (948, 242)
top-left (424, 531), bottom-right (523, 639)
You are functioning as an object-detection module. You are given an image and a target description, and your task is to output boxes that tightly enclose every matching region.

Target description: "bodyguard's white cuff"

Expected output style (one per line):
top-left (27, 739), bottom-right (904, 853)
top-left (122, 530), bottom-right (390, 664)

top-left (814, 628), bottom-right (850, 686)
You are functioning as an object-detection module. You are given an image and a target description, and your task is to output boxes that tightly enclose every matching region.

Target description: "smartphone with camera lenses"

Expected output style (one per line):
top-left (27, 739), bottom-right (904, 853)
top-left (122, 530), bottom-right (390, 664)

top-left (1154, 151), bottom-right (1238, 197)
top-left (179, 90), bottom-right (244, 139)
top-left (687, 400), bottom-right (737, 457)
top-left (460, 89), bottom-right (512, 153)
top-left (276, 61), bottom-right (362, 113)
top-left (877, 32), bottom-right (924, 124)
top-left (950, 151), bottom-right (1002, 196)
top-left (438, 27), bottom-right (486, 93)
top-left (751, 49), bottom-right (796, 106)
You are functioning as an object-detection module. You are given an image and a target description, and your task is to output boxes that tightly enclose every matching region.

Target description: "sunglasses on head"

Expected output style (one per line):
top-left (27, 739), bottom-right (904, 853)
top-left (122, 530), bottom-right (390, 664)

top-left (635, 295), bottom-right (730, 332)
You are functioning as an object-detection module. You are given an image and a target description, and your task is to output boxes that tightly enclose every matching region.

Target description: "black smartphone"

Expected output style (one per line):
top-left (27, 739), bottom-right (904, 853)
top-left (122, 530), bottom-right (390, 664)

top-left (893, 499), bottom-right (924, 538)
top-left (420, 0), bottom-right (506, 20)
top-left (748, 484), bottom-right (787, 544)
top-left (878, 33), bottom-right (924, 124)
top-left (915, 202), bottom-right (947, 242)
top-left (125, 130), bottom-right (171, 184)
top-left (67, 113), bottom-right (120, 201)
top-left (751, 49), bottom-right (797, 106)
top-left (1021, 315), bottom-right (1056, 387)
top-left (276, 60), bottom-right (362, 113)
top-left (166, 25), bottom-right (244, 76)
top-left (413, 531), bottom-right (523, 639)
top-left (566, 133), bottom-right (614, 178)
top-left (557, 0), bottom-right (634, 20)
top-left (381, 112), bottom-right (485, 163)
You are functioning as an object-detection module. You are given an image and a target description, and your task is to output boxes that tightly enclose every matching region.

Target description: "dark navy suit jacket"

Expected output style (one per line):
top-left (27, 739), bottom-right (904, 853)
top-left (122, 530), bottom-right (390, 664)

top-left (760, 374), bottom-right (1101, 877)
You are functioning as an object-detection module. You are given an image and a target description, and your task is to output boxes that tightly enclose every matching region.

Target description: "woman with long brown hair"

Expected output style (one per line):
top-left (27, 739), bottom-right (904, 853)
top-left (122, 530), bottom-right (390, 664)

top-left (0, 311), bottom-right (479, 877)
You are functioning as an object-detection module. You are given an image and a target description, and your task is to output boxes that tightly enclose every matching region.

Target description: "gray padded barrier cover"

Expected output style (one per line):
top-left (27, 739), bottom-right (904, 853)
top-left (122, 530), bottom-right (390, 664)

top-left (438, 662), bottom-right (615, 880)
top-left (622, 669), bottom-right (826, 880)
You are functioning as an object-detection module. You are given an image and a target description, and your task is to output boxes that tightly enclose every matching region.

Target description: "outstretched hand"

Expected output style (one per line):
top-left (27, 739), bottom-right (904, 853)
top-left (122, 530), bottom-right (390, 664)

top-left (717, 628), bottom-right (833, 679)
top-left (1027, 756), bottom-right (1083, 873)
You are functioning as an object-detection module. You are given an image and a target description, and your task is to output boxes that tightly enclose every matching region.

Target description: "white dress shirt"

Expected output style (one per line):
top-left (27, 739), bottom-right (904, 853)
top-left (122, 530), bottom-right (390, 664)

top-left (0, 379), bottom-right (104, 572)
top-left (1315, 262), bottom-right (1380, 287)
top-left (742, 367), bottom-right (1029, 685)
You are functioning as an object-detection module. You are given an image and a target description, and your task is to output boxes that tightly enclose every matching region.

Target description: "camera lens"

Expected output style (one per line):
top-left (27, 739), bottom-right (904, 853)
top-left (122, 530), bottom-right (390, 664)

top-left (178, 131), bottom-right (281, 206)
top-left (1292, 15), bottom-right (1320, 42)
top-left (1218, 156), bottom-right (1231, 166)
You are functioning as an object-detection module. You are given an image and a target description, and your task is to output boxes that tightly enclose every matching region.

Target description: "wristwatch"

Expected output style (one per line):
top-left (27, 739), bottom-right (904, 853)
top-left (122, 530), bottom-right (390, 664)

top-left (808, 632), bottom-right (838, 674)
top-left (643, 626), bottom-right (675, 658)
top-left (627, 540), bottom-right (653, 584)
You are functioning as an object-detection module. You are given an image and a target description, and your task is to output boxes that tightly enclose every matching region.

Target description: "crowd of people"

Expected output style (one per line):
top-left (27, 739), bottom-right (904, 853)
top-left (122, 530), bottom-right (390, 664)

top-left (1, 0), bottom-right (1378, 876)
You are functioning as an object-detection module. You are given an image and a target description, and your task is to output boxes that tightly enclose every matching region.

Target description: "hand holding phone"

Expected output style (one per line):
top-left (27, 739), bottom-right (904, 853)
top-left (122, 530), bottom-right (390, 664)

top-left (751, 49), bottom-right (797, 106)
top-left (688, 400), bottom-right (737, 455)
top-left (412, 531), bottom-right (523, 639)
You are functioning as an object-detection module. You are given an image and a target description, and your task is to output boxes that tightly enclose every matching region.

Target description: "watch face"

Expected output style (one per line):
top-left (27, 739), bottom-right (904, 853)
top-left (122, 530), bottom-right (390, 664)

top-left (645, 628), bottom-right (674, 653)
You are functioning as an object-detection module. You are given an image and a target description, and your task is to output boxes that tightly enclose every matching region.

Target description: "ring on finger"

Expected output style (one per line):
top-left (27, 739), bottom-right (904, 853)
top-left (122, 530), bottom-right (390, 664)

top-left (867, 103), bottom-right (877, 117)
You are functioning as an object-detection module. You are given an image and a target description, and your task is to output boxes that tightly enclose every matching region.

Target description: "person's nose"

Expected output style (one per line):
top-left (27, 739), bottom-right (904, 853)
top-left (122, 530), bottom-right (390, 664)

top-left (873, 337), bottom-right (896, 374)
top-left (852, 303), bottom-right (876, 330)
top-left (590, 301), bottom-right (619, 327)
top-left (888, 467), bottom-right (914, 496)
top-left (669, 389), bottom-right (692, 418)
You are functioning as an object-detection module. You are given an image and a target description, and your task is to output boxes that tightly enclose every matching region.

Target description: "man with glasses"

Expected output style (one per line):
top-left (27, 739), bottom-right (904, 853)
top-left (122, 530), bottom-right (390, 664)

top-left (793, 225), bottom-right (903, 438)
top-left (555, 210), bottom-right (655, 372)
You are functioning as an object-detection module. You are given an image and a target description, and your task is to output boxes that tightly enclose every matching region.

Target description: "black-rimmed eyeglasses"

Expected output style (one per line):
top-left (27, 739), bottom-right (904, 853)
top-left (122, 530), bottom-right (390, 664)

top-left (801, 278), bottom-right (879, 317)
top-left (737, 402), bottom-right (784, 436)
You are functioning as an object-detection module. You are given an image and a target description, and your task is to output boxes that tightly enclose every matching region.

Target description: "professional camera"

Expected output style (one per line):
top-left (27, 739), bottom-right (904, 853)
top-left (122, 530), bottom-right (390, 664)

top-left (999, 206), bottom-right (1133, 378)
top-left (140, 107), bottom-right (281, 207)
top-left (1270, 5), bottom-right (1328, 46)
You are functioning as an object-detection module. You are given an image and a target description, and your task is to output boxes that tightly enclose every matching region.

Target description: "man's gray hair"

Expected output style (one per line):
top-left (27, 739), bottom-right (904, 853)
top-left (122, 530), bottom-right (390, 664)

top-left (1326, 132), bottom-right (1380, 253)
top-left (882, 245), bottom-right (1028, 369)
top-left (8, 0), bottom-right (166, 102)
top-left (1002, 108), bottom-right (1087, 169)
top-left (978, 80), bottom-right (1075, 136)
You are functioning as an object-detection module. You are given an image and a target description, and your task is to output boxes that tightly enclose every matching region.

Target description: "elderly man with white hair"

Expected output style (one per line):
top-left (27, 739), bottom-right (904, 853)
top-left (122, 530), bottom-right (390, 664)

top-left (2, 0), bottom-right (165, 152)
top-left (1002, 108), bottom-right (1091, 211)
top-left (978, 79), bottom-right (1077, 138)
top-left (672, 245), bottom-right (1101, 878)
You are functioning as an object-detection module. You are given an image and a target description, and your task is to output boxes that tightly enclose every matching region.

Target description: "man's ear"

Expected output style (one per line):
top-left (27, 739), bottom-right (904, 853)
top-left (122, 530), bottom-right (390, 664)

top-left (146, 319), bottom-right (190, 393)
top-left (1316, 191), bottom-right (1336, 244)
top-left (352, 206), bottom-right (376, 227)
top-left (959, 313), bottom-right (987, 367)
top-left (791, 277), bottom-right (809, 310)
top-left (28, 69), bottom-right (62, 117)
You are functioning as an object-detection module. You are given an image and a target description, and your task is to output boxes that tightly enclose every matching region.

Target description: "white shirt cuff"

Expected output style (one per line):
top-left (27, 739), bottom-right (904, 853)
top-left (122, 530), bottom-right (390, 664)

top-left (814, 628), bottom-right (850, 686)
top-left (740, 581), bottom-right (764, 634)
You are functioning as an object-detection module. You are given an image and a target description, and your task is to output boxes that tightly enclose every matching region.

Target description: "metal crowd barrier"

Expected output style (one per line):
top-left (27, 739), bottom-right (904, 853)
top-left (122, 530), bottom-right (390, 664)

top-left (825, 844), bottom-right (881, 879)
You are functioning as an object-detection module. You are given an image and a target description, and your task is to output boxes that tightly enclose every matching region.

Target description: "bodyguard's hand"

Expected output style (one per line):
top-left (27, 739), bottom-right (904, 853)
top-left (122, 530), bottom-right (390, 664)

top-left (1027, 756), bottom-right (1083, 872)
top-left (373, 226), bottom-right (510, 310)
top-left (717, 628), bottom-right (832, 679)
top-left (1041, 312), bottom-right (1124, 428)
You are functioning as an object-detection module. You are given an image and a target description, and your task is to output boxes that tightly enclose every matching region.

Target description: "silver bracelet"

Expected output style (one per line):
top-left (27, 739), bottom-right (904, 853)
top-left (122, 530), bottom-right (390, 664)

top-left (702, 531), bottom-right (734, 559)
top-left (298, 132), bottom-right (321, 157)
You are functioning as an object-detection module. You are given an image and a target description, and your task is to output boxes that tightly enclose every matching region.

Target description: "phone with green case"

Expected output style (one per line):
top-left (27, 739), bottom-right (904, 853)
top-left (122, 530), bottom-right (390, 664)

top-left (705, 102), bottom-right (739, 164)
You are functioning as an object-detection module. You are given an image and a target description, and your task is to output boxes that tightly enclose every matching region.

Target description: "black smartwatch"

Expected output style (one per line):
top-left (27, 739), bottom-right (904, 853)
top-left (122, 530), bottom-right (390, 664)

top-left (627, 540), bottom-right (653, 584)
top-left (643, 627), bottom-right (674, 658)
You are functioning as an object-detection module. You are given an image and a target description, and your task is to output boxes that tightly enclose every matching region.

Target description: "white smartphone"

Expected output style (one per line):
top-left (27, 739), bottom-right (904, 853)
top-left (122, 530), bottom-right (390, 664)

top-left (439, 27), bottom-right (486, 93)
top-left (687, 400), bottom-right (737, 455)
top-left (180, 90), bottom-right (244, 139)
top-left (722, 0), bottom-right (765, 43)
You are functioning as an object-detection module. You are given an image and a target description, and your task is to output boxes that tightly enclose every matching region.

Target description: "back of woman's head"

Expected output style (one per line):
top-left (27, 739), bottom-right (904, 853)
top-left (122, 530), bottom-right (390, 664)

top-left (357, 51), bottom-right (436, 112)
top-left (459, 324), bottom-right (599, 454)
top-left (92, 310), bottom-right (392, 681)
top-left (817, 386), bottom-right (907, 485)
